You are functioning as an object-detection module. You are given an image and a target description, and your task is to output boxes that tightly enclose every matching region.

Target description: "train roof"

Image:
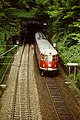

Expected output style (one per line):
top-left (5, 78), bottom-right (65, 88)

top-left (36, 39), bottom-right (58, 55)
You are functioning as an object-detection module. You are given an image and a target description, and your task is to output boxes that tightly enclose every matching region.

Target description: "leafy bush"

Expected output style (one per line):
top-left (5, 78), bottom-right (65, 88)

top-left (0, 47), bottom-right (17, 81)
top-left (69, 74), bottom-right (76, 83)
top-left (0, 32), bottom-right (6, 55)
top-left (64, 33), bottom-right (80, 47)
top-left (58, 43), bottom-right (80, 63)
top-left (77, 72), bottom-right (80, 81)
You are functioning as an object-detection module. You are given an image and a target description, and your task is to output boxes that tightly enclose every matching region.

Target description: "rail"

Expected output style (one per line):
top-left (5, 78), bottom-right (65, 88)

top-left (11, 45), bottom-right (32, 119)
top-left (11, 45), bottom-right (25, 120)
top-left (27, 45), bottom-right (31, 120)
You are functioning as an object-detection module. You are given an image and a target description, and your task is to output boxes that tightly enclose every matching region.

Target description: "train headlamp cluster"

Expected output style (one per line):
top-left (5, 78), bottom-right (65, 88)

top-left (48, 64), bottom-right (51, 67)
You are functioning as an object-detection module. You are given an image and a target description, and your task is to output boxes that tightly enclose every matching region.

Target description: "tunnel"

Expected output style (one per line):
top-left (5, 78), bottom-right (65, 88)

top-left (20, 21), bottom-right (47, 44)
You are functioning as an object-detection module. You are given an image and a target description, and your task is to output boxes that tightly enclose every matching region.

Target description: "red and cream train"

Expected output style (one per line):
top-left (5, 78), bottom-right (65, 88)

top-left (35, 32), bottom-right (58, 76)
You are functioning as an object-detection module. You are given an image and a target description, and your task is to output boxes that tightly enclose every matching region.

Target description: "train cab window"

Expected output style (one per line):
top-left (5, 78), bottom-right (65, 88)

top-left (42, 34), bottom-right (46, 39)
top-left (44, 55), bottom-right (48, 61)
top-left (41, 54), bottom-right (48, 60)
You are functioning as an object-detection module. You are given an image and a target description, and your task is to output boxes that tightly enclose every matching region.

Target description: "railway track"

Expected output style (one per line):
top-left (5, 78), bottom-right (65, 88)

top-left (1, 43), bottom-right (80, 119)
top-left (10, 44), bottom-right (42, 120)
top-left (45, 77), bottom-right (77, 120)
top-left (11, 44), bottom-right (31, 120)
top-left (0, 44), bottom-right (42, 119)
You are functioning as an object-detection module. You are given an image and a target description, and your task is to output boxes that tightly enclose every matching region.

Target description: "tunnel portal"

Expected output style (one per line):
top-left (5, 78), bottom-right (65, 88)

top-left (20, 21), bottom-right (47, 44)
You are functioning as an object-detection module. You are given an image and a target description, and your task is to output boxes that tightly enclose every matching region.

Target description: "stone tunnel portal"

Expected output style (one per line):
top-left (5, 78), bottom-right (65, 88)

top-left (20, 21), bottom-right (47, 44)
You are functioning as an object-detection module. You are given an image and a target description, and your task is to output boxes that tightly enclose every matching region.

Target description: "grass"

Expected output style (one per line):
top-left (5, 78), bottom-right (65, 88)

top-left (0, 46), bottom-right (17, 82)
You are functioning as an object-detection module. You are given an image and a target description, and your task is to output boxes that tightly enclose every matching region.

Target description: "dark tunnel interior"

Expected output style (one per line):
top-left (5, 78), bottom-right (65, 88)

top-left (20, 21), bottom-right (47, 44)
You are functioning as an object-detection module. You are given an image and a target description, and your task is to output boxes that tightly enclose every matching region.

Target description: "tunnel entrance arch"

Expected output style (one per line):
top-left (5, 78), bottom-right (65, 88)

top-left (20, 20), bottom-right (47, 44)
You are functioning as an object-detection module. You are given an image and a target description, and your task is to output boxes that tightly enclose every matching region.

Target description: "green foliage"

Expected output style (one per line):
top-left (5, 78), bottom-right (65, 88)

top-left (0, 47), bottom-right (16, 80)
top-left (17, 0), bottom-right (29, 8)
top-left (49, 0), bottom-right (80, 90)
top-left (64, 33), bottom-right (80, 47)
top-left (69, 73), bottom-right (80, 92)
top-left (77, 73), bottom-right (80, 81)
top-left (36, 0), bottom-right (49, 5)
top-left (69, 74), bottom-right (77, 89)
top-left (73, 21), bottom-right (80, 28)
top-left (0, 0), bottom-right (80, 75)
top-left (12, 8), bottom-right (37, 19)
top-left (0, 32), bottom-right (6, 55)
top-left (47, 9), bottom-right (60, 18)
top-left (72, 5), bottom-right (80, 10)
top-left (46, 0), bottom-right (80, 69)
top-left (58, 43), bottom-right (80, 63)
top-left (63, 11), bottom-right (74, 19)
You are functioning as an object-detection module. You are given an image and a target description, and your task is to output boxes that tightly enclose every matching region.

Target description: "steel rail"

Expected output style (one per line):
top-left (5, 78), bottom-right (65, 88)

top-left (11, 45), bottom-right (25, 120)
top-left (44, 77), bottom-right (60, 120)
top-left (27, 44), bottom-right (31, 120)
top-left (11, 29), bottom-right (30, 119)
top-left (18, 80), bottom-right (22, 120)
top-left (55, 77), bottom-right (77, 120)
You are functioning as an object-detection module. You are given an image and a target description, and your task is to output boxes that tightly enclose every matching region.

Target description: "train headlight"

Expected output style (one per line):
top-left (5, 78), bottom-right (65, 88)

top-left (43, 64), bottom-right (45, 67)
top-left (16, 40), bottom-right (19, 45)
top-left (48, 64), bottom-right (51, 67)
top-left (54, 64), bottom-right (56, 67)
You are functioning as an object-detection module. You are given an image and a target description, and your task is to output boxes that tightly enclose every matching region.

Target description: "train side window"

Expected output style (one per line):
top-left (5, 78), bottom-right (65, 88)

top-left (41, 54), bottom-right (48, 60)
top-left (53, 55), bottom-right (56, 61)
top-left (56, 55), bottom-right (58, 61)
top-left (53, 55), bottom-right (58, 61)
top-left (42, 34), bottom-right (46, 39)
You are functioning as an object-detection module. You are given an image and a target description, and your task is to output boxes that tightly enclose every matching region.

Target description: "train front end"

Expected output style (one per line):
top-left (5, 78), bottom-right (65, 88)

top-left (35, 32), bottom-right (58, 76)
top-left (40, 48), bottom-right (58, 75)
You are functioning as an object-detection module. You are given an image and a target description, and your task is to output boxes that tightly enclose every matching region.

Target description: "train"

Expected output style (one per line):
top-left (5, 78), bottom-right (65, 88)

top-left (35, 32), bottom-right (58, 76)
